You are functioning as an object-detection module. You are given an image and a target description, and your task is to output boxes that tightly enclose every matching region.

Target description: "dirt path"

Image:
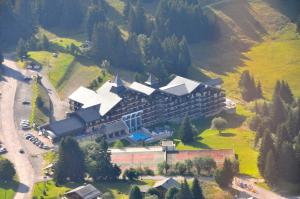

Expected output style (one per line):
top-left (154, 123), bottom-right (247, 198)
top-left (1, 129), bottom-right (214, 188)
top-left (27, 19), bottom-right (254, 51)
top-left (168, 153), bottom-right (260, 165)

top-left (0, 58), bottom-right (35, 199)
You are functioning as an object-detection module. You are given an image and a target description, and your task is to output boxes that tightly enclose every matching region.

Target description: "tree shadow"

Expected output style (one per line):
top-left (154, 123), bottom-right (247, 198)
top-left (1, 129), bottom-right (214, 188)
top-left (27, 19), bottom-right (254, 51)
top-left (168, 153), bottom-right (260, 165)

top-left (0, 64), bottom-right (26, 83)
top-left (264, 0), bottom-right (300, 21)
top-left (219, 132), bottom-right (236, 137)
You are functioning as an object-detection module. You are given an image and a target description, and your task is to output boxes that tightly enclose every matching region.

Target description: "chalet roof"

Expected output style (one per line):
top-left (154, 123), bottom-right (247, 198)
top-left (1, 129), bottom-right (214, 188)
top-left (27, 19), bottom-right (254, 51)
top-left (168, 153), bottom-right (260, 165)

top-left (129, 82), bottom-right (155, 95)
top-left (100, 120), bottom-right (129, 134)
top-left (145, 74), bottom-right (159, 86)
top-left (205, 78), bottom-right (223, 87)
top-left (65, 184), bottom-right (102, 199)
top-left (75, 105), bottom-right (102, 123)
top-left (160, 76), bottom-right (200, 96)
top-left (153, 177), bottom-right (180, 190)
top-left (68, 86), bottom-right (98, 105)
top-left (48, 117), bottom-right (84, 138)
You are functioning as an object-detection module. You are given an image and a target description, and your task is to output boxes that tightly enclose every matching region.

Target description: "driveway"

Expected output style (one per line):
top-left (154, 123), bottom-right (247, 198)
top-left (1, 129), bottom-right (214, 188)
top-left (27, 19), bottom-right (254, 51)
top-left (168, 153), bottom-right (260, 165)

top-left (0, 58), bottom-right (35, 199)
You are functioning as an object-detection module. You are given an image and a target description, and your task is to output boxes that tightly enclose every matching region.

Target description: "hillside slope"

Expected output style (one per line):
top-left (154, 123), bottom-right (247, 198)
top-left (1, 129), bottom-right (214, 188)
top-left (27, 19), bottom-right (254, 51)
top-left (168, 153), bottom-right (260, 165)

top-left (189, 0), bottom-right (300, 99)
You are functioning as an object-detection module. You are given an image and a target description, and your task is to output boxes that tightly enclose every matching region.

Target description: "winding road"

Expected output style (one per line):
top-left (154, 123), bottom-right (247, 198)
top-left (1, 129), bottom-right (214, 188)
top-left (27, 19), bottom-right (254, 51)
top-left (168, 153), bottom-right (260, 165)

top-left (0, 58), bottom-right (35, 199)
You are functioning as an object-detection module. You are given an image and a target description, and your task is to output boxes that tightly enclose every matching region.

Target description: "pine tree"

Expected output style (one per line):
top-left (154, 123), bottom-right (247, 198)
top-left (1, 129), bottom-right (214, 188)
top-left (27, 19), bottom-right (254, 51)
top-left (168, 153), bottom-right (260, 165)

top-left (178, 37), bottom-right (191, 76)
top-left (54, 137), bottom-right (85, 184)
top-left (191, 178), bottom-right (204, 199)
top-left (42, 35), bottom-right (50, 50)
top-left (16, 38), bottom-right (27, 58)
top-left (271, 97), bottom-right (286, 132)
top-left (286, 111), bottom-right (298, 140)
top-left (129, 186), bottom-right (142, 199)
top-left (264, 149), bottom-right (278, 185)
top-left (178, 114), bottom-right (194, 144)
top-left (0, 50), bottom-right (4, 65)
top-left (294, 135), bottom-right (300, 163)
top-left (256, 81), bottom-right (263, 99)
top-left (60, 0), bottom-right (83, 29)
top-left (280, 81), bottom-right (294, 104)
top-left (123, 0), bottom-right (131, 18)
top-left (278, 142), bottom-right (299, 183)
top-left (214, 158), bottom-right (234, 188)
top-left (165, 187), bottom-right (178, 199)
top-left (258, 129), bottom-right (274, 176)
top-left (0, 159), bottom-right (16, 182)
top-left (273, 80), bottom-right (282, 100)
top-left (176, 179), bottom-right (193, 199)
top-left (86, 4), bottom-right (106, 40)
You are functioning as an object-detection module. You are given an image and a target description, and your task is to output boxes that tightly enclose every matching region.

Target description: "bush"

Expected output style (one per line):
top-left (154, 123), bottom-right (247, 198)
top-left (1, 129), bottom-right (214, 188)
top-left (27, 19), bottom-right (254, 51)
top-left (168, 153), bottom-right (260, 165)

top-left (124, 168), bottom-right (141, 181)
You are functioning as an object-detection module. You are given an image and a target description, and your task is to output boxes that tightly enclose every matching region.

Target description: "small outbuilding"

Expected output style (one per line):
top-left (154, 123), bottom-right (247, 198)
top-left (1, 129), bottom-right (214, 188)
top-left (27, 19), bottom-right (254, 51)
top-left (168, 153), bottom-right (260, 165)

top-left (153, 177), bottom-right (180, 195)
top-left (64, 184), bottom-right (102, 199)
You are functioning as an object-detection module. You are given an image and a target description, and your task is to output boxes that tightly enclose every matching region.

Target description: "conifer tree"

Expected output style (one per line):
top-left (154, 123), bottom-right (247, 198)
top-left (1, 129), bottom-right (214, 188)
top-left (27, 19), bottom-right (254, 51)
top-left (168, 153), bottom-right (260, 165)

top-left (0, 50), bottom-right (3, 65)
top-left (176, 179), bottom-right (193, 199)
top-left (278, 142), bottom-right (299, 183)
top-left (16, 38), bottom-right (27, 58)
top-left (129, 186), bottom-right (142, 199)
top-left (165, 187), bottom-right (178, 199)
top-left (178, 114), bottom-right (194, 144)
top-left (191, 178), bottom-right (204, 199)
top-left (271, 97), bottom-right (286, 132)
top-left (54, 137), bottom-right (85, 184)
top-left (264, 149), bottom-right (278, 185)
top-left (256, 81), bottom-right (263, 98)
top-left (280, 81), bottom-right (294, 104)
top-left (258, 129), bottom-right (274, 176)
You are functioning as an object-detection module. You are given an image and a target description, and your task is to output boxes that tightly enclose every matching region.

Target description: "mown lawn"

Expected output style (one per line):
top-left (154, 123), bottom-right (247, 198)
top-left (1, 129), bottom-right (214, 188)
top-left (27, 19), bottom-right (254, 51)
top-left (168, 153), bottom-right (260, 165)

top-left (28, 51), bottom-right (75, 89)
top-left (32, 179), bottom-right (155, 199)
top-left (176, 105), bottom-right (259, 178)
top-left (56, 58), bottom-right (108, 99)
top-left (219, 26), bottom-right (300, 100)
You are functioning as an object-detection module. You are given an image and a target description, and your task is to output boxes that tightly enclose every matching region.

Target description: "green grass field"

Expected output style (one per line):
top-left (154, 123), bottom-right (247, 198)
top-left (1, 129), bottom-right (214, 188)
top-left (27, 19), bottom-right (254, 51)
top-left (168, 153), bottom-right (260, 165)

top-left (32, 179), bottom-right (155, 199)
top-left (208, 26), bottom-right (300, 100)
top-left (28, 51), bottom-right (75, 89)
top-left (0, 180), bottom-right (18, 199)
top-left (176, 105), bottom-right (259, 178)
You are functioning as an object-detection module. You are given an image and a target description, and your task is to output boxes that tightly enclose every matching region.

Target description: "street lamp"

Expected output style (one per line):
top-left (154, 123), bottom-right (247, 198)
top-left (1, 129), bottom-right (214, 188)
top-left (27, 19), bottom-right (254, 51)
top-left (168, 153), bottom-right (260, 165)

top-left (43, 176), bottom-right (47, 196)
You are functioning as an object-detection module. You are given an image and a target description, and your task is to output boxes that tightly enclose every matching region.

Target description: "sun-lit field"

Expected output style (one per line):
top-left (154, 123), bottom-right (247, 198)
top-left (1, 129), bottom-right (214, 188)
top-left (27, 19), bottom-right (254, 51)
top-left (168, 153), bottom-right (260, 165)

top-left (221, 26), bottom-right (300, 100)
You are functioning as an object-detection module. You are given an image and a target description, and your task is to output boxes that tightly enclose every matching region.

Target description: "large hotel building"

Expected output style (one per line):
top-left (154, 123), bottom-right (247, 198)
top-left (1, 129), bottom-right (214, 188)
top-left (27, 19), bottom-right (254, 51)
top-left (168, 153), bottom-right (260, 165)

top-left (43, 74), bottom-right (226, 142)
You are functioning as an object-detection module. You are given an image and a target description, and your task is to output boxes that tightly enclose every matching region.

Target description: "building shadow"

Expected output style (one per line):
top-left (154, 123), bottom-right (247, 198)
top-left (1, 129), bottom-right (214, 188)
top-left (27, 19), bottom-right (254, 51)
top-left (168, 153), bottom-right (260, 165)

top-left (0, 64), bottom-right (26, 83)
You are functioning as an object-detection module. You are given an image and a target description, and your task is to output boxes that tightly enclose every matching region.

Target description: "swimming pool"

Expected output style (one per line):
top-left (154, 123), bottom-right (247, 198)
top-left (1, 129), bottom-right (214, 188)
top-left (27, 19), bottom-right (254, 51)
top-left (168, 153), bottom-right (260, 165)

top-left (129, 132), bottom-right (151, 142)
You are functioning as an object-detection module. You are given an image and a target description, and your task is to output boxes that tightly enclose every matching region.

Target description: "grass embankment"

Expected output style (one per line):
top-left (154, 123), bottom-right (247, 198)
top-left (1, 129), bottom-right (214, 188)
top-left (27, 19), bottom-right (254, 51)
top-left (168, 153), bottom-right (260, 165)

top-left (32, 179), bottom-right (230, 199)
top-left (32, 179), bottom-right (155, 199)
top-left (176, 105), bottom-right (259, 178)
top-left (30, 78), bottom-right (50, 126)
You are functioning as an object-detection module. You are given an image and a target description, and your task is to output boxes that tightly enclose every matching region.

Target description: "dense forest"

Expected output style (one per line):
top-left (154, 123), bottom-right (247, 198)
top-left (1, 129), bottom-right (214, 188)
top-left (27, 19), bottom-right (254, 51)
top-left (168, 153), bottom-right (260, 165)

top-left (250, 81), bottom-right (300, 188)
top-left (0, 0), bottom-right (219, 81)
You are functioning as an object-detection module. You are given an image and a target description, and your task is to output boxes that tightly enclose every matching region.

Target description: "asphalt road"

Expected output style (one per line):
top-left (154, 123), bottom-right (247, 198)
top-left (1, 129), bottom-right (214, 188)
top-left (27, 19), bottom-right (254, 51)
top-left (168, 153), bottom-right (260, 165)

top-left (0, 58), bottom-right (35, 199)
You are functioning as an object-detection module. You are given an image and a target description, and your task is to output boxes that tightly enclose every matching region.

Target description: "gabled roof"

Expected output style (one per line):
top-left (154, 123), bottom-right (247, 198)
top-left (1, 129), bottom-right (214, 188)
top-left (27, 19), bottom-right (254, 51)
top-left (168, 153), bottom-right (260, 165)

top-left (153, 177), bottom-right (180, 190)
top-left (205, 78), bottom-right (223, 87)
top-left (160, 76), bottom-right (200, 96)
top-left (65, 184), bottom-right (102, 199)
top-left (75, 105), bottom-right (102, 123)
top-left (129, 82), bottom-right (155, 95)
top-left (68, 86), bottom-right (98, 105)
top-left (48, 117), bottom-right (84, 138)
top-left (145, 74), bottom-right (159, 86)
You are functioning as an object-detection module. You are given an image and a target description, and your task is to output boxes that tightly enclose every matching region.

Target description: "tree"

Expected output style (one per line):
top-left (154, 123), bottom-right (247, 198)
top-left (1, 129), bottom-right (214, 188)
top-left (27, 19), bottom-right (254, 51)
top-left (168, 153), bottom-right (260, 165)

top-left (147, 188), bottom-right (161, 198)
top-left (175, 179), bottom-right (192, 199)
top-left (271, 97), bottom-right (286, 132)
top-left (54, 137), bottom-right (85, 184)
top-left (178, 114), bottom-right (194, 144)
top-left (184, 159), bottom-right (193, 175)
top-left (86, 4), bottom-right (106, 40)
top-left (124, 168), bottom-right (140, 181)
top-left (278, 142), bottom-right (299, 183)
top-left (258, 129), bottom-right (274, 176)
top-left (211, 117), bottom-right (227, 134)
top-left (279, 81), bottom-right (294, 104)
top-left (0, 50), bottom-right (3, 65)
top-left (42, 35), bottom-right (50, 50)
top-left (16, 38), bottom-right (27, 58)
top-left (165, 187), bottom-right (178, 199)
top-left (214, 158), bottom-right (234, 188)
top-left (60, 0), bottom-right (83, 29)
top-left (113, 140), bottom-right (125, 148)
top-left (264, 149), bottom-right (278, 185)
top-left (85, 136), bottom-right (121, 182)
top-left (175, 162), bottom-right (187, 175)
top-left (0, 159), bottom-right (16, 182)
top-left (191, 178), bottom-right (204, 199)
top-left (129, 186), bottom-right (143, 199)
top-left (256, 81), bottom-right (263, 98)
top-left (157, 161), bottom-right (170, 175)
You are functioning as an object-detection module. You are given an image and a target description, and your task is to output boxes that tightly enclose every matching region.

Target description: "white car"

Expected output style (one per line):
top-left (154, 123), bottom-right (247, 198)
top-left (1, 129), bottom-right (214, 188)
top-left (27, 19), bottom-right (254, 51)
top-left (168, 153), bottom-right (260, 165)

top-left (0, 147), bottom-right (7, 154)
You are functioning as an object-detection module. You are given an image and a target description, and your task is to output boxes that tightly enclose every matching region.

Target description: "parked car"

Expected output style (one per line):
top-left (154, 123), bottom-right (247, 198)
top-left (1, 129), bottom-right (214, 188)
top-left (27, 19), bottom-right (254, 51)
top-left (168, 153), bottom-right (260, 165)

top-left (0, 147), bottom-right (7, 154)
top-left (22, 101), bottom-right (30, 105)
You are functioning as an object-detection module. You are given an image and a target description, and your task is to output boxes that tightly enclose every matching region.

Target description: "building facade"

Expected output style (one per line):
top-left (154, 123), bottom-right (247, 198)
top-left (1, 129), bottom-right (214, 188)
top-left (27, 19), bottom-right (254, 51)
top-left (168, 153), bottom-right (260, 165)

top-left (44, 75), bottom-right (225, 141)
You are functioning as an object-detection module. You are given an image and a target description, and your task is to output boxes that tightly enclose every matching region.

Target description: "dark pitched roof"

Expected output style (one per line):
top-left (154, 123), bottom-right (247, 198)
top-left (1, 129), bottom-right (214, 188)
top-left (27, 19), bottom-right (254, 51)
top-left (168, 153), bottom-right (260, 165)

top-left (205, 78), bottom-right (223, 87)
top-left (75, 105), bottom-right (102, 123)
top-left (145, 74), bottom-right (159, 87)
top-left (100, 120), bottom-right (129, 134)
top-left (48, 117), bottom-right (84, 138)
top-left (153, 178), bottom-right (180, 190)
top-left (66, 184), bottom-right (102, 199)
